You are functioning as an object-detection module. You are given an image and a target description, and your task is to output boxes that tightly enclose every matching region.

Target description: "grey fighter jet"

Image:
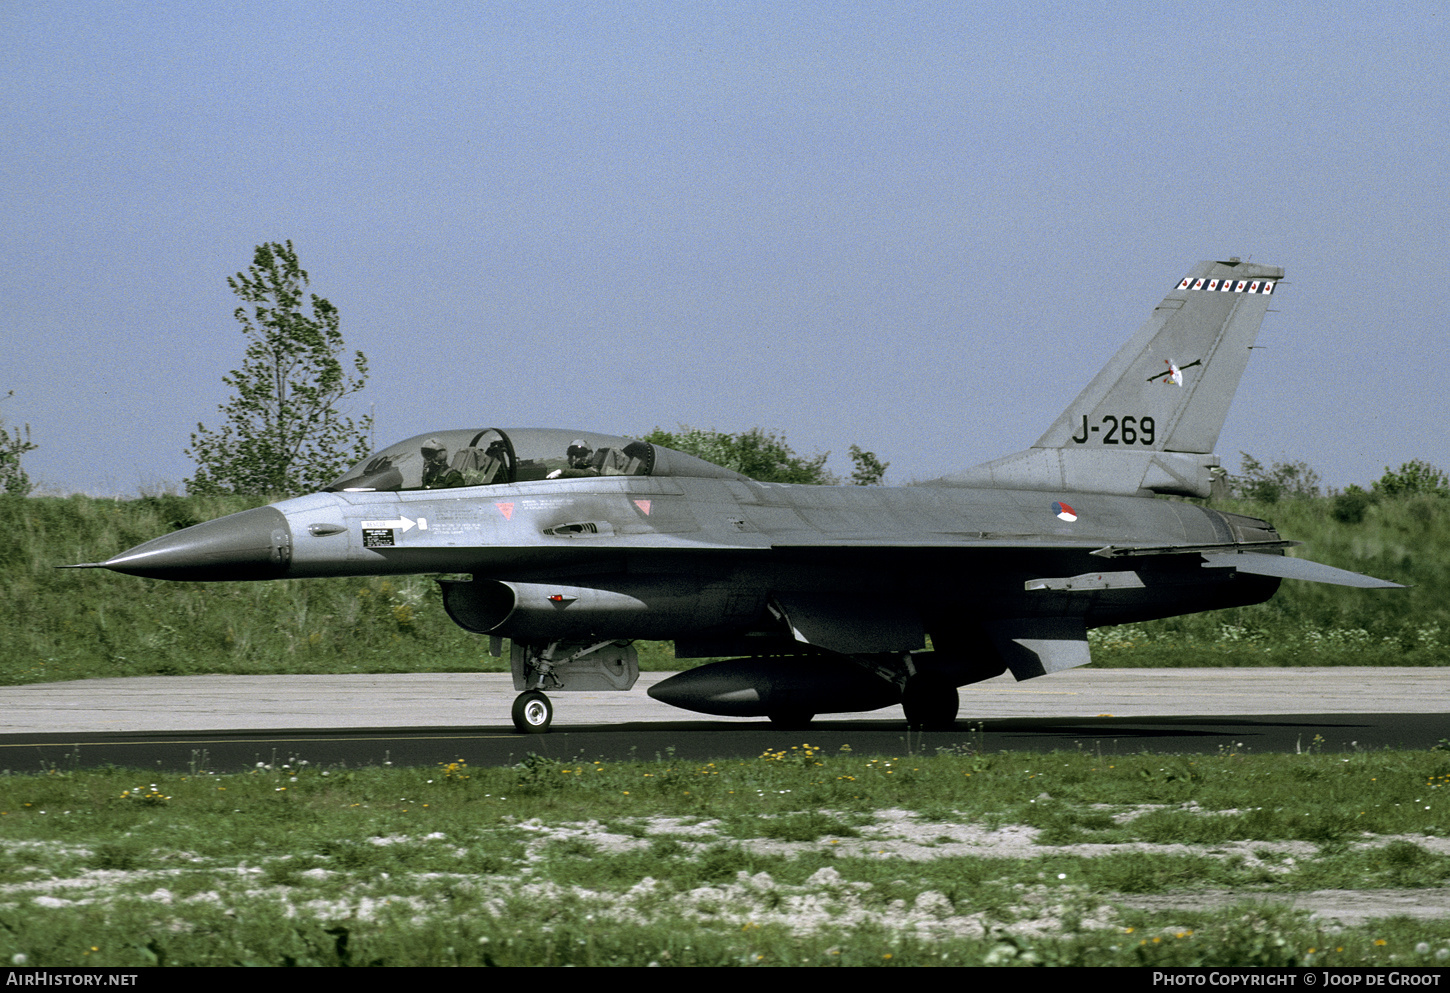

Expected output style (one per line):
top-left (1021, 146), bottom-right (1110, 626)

top-left (74, 260), bottom-right (1401, 732)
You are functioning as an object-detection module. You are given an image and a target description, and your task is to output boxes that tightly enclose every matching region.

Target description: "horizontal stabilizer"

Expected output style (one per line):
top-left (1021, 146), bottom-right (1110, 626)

top-left (985, 617), bottom-right (1091, 681)
top-left (1201, 552), bottom-right (1403, 588)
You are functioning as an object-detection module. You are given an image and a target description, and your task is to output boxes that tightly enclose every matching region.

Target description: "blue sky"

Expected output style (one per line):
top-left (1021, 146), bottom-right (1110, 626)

top-left (2, 1), bottom-right (1445, 494)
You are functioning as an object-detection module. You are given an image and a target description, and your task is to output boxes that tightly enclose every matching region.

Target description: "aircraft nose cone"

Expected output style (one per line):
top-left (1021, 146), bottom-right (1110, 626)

top-left (99, 506), bottom-right (292, 581)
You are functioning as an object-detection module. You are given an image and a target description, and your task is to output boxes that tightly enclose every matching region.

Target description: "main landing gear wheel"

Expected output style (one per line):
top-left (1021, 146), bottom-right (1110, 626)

top-left (901, 676), bottom-right (959, 731)
top-left (766, 709), bottom-right (815, 730)
top-left (511, 691), bottom-right (554, 734)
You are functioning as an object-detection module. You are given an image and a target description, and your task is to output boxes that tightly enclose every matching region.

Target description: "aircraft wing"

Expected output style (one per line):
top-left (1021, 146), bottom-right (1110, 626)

top-left (771, 533), bottom-right (1113, 550)
top-left (773, 536), bottom-right (1399, 586)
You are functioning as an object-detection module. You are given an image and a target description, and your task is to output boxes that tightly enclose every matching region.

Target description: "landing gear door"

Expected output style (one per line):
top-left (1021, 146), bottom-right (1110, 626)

top-left (510, 640), bottom-right (640, 692)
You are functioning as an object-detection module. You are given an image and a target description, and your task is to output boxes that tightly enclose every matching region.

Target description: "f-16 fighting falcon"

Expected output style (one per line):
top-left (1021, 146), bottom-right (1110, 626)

top-left (72, 259), bottom-right (1401, 733)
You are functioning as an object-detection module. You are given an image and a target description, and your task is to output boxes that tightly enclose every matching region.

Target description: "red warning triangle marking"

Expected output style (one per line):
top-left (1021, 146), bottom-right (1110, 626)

top-left (496, 502), bottom-right (514, 520)
top-left (633, 499), bottom-right (651, 515)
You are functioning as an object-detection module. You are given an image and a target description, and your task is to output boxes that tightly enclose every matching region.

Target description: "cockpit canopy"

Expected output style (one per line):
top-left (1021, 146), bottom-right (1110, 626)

top-left (325, 428), bottom-right (744, 492)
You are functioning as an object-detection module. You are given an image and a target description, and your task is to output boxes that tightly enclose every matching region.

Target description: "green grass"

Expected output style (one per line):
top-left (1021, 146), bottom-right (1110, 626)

top-left (1, 491), bottom-right (1446, 686)
top-left (4, 746), bottom-right (1450, 965)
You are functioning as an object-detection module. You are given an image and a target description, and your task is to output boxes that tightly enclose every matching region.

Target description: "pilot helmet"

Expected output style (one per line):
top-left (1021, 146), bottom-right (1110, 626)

top-left (567, 440), bottom-right (592, 461)
top-left (421, 437), bottom-right (446, 458)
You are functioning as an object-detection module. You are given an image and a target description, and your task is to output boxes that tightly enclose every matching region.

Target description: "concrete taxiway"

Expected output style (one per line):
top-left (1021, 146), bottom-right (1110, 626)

top-left (1, 668), bottom-right (1445, 773)
top-left (0, 666), bottom-right (1444, 734)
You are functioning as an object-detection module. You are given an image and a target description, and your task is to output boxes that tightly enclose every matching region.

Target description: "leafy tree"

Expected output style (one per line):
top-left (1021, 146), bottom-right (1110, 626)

top-left (0, 391), bottom-right (37, 496)
top-left (643, 426), bottom-right (837, 484)
top-left (1372, 459), bottom-right (1449, 499)
top-left (1232, 452), bottom-right (1321, 504)
top-left (847, 444), bottom-right (889, 486)
top-left (185, 242), bottom-right (371, 496)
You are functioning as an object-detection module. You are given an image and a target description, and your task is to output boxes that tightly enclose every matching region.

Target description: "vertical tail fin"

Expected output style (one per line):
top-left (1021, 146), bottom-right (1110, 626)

top-left (1036, 259), bottom-right (1283, 453)
top-left (944, 259), bottom-right (1284, 497)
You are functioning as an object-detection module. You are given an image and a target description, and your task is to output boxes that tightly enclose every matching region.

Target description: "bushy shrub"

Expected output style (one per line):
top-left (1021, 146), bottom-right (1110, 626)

top-left (1331, 485), bottom-right (1372, 524)
top-left (1233, 453), bottom-right (1321, 503)
top-left (1373, 460), bottom-right (1448, 499)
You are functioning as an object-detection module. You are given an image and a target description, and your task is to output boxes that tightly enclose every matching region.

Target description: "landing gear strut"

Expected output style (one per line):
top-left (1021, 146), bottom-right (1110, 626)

top-left (506, 639), bottom-right (640, 733)
top-left (511, 690), bottom-right (553, 733)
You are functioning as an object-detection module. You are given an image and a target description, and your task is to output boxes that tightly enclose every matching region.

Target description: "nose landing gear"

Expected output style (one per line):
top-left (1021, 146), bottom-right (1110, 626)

top-left (506, 639), bottom-right (640, 733)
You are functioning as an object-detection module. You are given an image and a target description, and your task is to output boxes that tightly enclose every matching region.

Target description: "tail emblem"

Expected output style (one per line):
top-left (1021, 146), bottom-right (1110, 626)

top-left (1148, 358), bottom-right (1202, 387)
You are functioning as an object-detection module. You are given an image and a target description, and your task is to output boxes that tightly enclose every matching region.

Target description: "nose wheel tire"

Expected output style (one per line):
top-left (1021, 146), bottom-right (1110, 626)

top-left (512, 691), bottom-right (554, 733)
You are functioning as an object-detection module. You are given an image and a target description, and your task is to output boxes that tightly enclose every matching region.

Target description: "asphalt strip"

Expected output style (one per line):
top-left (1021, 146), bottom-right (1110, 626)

top-left (0, 667), bottom-right (1444, 735)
